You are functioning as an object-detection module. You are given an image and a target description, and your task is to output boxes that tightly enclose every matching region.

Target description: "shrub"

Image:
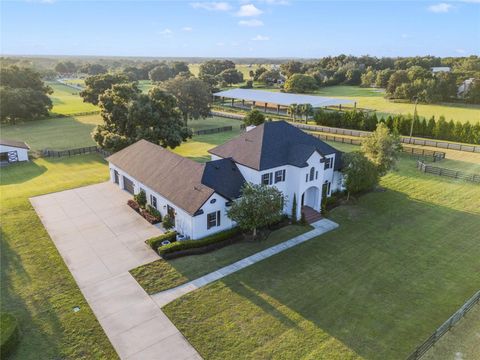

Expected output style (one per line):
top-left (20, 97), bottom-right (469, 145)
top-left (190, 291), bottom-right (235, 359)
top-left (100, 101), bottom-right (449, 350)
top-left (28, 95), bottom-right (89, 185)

top-left (146, 205), bottom-right (161, 220)
top-left (1, 313), bottom-right (20, 357)
top-left (127, 199), bottom-right (140, 212)
top-left (299, 212), bottom-right (307, 225)
top-left (145, 232), bottom-right (177, 251)
top-left (158, 228), bottom-right (241, 257)
top-left (244, 109), bottom-right (265, 126)
top-left (162, 214), bottom-right (174, 230)
top-left (134, 190), bottom-right (147, 208)
top-left (141, 208), bottom-right (161, 224)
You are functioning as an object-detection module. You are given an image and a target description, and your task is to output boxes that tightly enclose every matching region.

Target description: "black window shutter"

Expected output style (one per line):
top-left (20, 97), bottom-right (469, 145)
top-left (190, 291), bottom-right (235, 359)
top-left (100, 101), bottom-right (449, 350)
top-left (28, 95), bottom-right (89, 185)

top-left (217, 211), bottom-right (221, 226)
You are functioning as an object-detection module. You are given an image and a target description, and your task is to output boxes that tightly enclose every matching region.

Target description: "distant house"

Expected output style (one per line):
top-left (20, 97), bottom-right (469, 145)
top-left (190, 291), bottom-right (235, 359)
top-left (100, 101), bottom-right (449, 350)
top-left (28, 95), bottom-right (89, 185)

top-left (107, 121), bottom-right (344, 240)
top-left (458, 78), bottom-right (475, 98)
top-left (431, 67), bottom-right (451, 73)
top-left (0, 139), bottom-right (30, 165)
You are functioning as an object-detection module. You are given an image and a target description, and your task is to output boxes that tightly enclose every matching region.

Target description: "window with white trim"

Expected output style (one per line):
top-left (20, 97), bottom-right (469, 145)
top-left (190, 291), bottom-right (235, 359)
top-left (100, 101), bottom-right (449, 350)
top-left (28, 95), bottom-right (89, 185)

top-left (261, 173), bottom-right (273, 185)
top-left (324, 157), bottom-right (333, 170)
top-left (150, 194), bottom-right (157, 209)
top-left (274, 169), bottom-right (286, 183)
top-left (207, 211), bottom-right (221, 229)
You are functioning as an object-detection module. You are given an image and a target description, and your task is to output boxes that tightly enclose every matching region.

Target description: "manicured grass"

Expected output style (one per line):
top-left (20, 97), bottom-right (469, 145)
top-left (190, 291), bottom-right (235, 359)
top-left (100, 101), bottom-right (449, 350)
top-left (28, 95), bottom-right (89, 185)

top-left (0, 155), bottom-right (116, 359)
top-left (423, 304), bottom-right (480, 360)
top-left (163, 156), bottom-right (480, 360)
top-left (0, 114), bottom-right (102, 151)
top-left (130, 225), bottom-right (312, 294)
top-left (188, 116), bottom-right (242, 132)
top-left (47, 81), bottom-right (98, 115)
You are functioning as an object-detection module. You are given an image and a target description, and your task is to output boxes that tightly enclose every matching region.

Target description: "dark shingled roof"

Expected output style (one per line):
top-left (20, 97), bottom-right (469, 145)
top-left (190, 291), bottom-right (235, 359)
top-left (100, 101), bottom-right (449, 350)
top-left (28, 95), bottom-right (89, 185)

top-left (0, 139), bottom-right (30, 150)
top-left (201, 158), bottom-right (246, 200)
top-left (107, 140), bottom-right (214, 215)
top-left (209, 121), bottom-right (342, 171)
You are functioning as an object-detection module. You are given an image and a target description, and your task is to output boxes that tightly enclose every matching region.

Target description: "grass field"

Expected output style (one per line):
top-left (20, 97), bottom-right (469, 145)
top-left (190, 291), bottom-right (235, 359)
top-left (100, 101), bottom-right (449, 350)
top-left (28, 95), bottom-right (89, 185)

top-left (0, 155), bottom-right (116, 359)
top-left (311, 86), bottom-right (480, 124)
top-left (130, 225), bottom-right (311, 294)
top-left (188, 63), bottom-right (262, 79)
top-left (47, 81), bottom-right (98, 115)
top-left (163, 155), bottom-right (480, 360)
top-left (423, 304), bottom-right (480, 360)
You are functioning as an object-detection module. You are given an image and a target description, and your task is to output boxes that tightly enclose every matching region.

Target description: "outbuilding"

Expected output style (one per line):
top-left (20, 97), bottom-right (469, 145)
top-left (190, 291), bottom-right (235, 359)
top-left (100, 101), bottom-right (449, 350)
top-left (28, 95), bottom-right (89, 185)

top-left (0, 139), bottom-right (30, 165)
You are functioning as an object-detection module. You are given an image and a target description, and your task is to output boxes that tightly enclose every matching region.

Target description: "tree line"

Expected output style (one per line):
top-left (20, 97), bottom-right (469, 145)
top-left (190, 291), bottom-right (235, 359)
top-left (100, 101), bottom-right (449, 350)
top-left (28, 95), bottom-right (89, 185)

top-left (313, 109), bottom-right (480, 144)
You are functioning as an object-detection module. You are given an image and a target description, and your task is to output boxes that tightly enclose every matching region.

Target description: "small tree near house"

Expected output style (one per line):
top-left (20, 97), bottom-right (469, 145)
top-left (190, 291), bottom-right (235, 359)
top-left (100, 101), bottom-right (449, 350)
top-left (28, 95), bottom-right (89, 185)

top-left (227, 183), bottom-right (284, 240)
top-left (342, 152), bottom-right (379, 200)
top-left (291, 193), bottom-right (298, 224)
top-left (244, 109), bottom-right (265, 126)
top-left (134, 190), bottom-right (147, 208)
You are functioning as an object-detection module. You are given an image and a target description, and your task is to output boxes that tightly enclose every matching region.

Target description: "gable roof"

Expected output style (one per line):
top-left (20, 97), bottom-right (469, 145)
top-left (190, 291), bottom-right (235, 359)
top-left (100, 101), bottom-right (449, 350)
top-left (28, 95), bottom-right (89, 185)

top-left (209, 121), bottom-right (342, 171)
top-left (107, 140), bottom-right (214, 215)
top-left (0, 139), bottom-right (30, 150)
top-left (201, 158), bottom-right (246, 200)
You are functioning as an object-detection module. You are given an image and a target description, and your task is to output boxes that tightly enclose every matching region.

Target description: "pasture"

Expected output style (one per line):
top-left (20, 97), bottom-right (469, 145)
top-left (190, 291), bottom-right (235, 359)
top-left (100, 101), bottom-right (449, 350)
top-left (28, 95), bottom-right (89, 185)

top-left (47, 81), bottom-right (98, 115)
top-left (0, 155), bottom-right (116, 359)
top-left (163, 154), bottom-right (480, 360)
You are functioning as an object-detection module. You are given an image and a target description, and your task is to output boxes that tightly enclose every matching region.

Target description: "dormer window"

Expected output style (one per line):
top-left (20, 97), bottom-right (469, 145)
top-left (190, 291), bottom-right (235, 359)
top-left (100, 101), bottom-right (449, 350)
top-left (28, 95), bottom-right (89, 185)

top-left (324, 157), bottom-right (333, 170)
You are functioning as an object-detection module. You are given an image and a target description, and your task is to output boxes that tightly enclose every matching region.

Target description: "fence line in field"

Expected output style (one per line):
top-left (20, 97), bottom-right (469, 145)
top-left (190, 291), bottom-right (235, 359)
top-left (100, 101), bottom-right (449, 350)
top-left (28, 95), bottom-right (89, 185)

top-left (416, 161), bottom-right (480, 183)
top-left (42, 146), bottom-right (111, 158)
top-left (193, 125), bottom-right (233, 136)
top-left (406, 290), bottom-right (480, 360)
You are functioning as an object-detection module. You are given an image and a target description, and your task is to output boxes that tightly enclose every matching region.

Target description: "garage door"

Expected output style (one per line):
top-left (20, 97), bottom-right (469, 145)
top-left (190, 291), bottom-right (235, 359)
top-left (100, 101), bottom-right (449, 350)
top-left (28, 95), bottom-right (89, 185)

top-left (123, 176), bottom-right (135, 194)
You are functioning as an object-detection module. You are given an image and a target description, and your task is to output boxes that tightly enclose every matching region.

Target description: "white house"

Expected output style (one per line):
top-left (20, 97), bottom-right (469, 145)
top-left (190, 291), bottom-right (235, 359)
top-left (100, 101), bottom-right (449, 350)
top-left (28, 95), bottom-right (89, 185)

top-left (107, 121), bottom-right (344, 240)
top-left (0, 139), bottom-right (30, 165)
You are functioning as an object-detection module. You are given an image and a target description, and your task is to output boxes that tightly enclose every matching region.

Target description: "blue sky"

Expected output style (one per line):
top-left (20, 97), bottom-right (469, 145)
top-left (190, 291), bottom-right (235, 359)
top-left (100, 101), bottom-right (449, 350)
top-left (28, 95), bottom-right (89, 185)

top-left (1, 1), bottom-right (479, 58)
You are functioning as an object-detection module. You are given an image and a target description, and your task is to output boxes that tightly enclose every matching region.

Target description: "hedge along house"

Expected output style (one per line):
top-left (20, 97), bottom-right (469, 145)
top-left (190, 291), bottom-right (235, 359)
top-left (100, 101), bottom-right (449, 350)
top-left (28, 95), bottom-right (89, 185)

top-left (0, 139), bottom-right (30, 165)
top-left (213, 88), bottom-right (356, 116)
top-left (107, 121), bottom-right (344, 240)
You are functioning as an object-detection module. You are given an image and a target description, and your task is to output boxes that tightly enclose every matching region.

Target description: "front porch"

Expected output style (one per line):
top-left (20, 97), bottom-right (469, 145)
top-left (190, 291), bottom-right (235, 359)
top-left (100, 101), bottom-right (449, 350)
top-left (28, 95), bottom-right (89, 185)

top-left (301, 206), bottom-right (322, 224)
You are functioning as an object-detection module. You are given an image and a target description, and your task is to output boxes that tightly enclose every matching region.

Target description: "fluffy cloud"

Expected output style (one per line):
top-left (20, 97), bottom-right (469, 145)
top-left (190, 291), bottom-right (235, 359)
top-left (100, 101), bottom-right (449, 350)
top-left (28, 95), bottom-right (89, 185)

top-left (237, 4), bottom-right (263, 17)
top-left (252, 35), bottom-right (270, 41)
top-left (182, 27), bottom-right (193, 31)
top-left (190, 2), bottom-right (231, 11)
top-left (238, 19), bottom-right (264, 27)
top-left (159, 29), bottom-right (173, 38)
top-left (427, 3), bottom-right (454, 13)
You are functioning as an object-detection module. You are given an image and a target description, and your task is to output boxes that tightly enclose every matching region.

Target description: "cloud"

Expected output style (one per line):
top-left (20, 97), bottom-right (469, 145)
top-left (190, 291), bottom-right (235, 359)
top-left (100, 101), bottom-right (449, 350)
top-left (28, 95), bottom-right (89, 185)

top-left (159, 28), bottom-right (173, 38)
top-left (190, 2), bottom-right (231, 11)
top-left (252, 35), bottom-right (270, 41)
top-left (216, 42), bottom-right (225, 46)
top-left (238, 19), bottom-right (264, 27)
top-left (262, 0), bottom-right (289, 4)
top-left (427, 3), bottom-right (454, 13)
top-left (182, 27), bottom-right (193, 31)
top-left (237, 4), bottom-right (263, 17)
top-left (401, 33), bottom-right (411, 39)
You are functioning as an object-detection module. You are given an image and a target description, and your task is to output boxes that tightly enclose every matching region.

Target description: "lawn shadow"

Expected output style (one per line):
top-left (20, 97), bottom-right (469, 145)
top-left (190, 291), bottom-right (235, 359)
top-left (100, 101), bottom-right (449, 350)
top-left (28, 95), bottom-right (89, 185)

top-left (216, 188), bottom-right (480, 360)
top-left (0, 161), bottom-right (47, 185)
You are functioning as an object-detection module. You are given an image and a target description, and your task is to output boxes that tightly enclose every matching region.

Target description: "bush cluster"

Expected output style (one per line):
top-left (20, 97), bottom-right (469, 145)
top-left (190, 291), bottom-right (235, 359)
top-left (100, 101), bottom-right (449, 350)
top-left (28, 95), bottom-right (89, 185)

top-left (145, 232), bottom-right (177, 251)
top-left (314, 109), bottom-right (480, 144)
top-left (158, 228), bottom-right (241, 257)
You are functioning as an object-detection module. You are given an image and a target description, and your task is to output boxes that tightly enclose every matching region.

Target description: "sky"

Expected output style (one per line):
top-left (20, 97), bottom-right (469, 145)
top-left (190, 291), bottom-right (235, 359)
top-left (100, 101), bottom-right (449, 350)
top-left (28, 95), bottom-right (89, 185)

top-left (1, 0), bottom-right (479, 58)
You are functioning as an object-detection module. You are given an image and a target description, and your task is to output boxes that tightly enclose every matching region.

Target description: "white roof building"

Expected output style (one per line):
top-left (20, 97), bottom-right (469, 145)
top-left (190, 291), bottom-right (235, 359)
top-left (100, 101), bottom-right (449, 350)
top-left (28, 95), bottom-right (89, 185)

top-left (431, 67), bottom-right (451, 73)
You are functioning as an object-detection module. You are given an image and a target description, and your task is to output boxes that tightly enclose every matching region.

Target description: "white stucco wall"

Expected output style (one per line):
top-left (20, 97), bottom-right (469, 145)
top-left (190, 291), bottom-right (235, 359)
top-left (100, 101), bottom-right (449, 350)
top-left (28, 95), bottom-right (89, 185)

top-left (109, 163), bottom-right (233, 240)
top-left (0, 145), bottom-right (29, 162)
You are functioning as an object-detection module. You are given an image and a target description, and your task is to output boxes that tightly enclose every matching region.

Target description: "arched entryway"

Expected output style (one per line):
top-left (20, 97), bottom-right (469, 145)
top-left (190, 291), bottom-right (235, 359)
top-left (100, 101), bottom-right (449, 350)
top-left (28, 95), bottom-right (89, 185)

top-left (301, 186), bottom-right (320, 212)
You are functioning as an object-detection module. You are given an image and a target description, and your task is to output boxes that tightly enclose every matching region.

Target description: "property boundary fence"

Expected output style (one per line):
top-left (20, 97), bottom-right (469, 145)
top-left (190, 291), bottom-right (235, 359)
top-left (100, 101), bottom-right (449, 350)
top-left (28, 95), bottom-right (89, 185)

top-left (407, 290), bottom-right (480, 360)
top-left (416, 161), bottom-right (480, 183)
top-left (42, 146), bottom-right (111, 158)
top-left (293, 123), bottom-right (480, 153)
top-left (212, 111), bottom-right (480, 153)
top-left (193, 126), bottom-right (233, 136)
top-left (311, 133), bottom-right (446, 162)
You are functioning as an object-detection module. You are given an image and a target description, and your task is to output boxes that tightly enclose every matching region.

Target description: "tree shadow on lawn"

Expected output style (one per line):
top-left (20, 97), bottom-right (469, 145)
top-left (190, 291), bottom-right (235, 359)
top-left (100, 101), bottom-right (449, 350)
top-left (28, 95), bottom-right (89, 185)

top-left (0, 161), bottom-right (47, 185)
top-left (213, 189), bottom-right (480, 360)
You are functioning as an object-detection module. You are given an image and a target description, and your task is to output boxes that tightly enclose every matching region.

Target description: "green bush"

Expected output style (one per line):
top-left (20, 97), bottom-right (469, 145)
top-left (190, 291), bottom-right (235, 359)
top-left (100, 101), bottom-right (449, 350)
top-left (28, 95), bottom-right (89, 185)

top-left (145, 232), bottom-right (177, 251)
top-left (146, 205), bottom-right (161, 220)
top-left (158, 228), bottom-right (241, 256)
top-left (162, 214), bottom-right (174, 230)
top-left (1, 313), bottom-right (20, 358)
top-left (134, 190), bottom-right (147, 208)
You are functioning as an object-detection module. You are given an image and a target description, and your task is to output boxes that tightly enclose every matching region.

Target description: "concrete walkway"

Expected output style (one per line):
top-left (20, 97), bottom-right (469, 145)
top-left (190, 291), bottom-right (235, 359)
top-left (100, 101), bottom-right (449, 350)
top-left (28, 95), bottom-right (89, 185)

top-left (151, 219), bottom-right (338, 307)
top-left (31, 182), bottom-right (201, 360)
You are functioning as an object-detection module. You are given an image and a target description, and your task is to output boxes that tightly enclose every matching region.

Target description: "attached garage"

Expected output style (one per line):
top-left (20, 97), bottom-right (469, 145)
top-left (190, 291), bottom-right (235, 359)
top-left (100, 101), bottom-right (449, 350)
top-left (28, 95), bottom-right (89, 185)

top-left (0, 139), bottom-right (30, 165)
top-left (123, 176), bottom-right (135, 194)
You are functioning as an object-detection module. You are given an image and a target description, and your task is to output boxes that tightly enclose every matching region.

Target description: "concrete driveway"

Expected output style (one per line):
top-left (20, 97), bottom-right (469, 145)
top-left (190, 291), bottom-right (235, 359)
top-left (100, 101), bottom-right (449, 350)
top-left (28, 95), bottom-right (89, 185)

top-left (31, 182), bottom-right (200, 360)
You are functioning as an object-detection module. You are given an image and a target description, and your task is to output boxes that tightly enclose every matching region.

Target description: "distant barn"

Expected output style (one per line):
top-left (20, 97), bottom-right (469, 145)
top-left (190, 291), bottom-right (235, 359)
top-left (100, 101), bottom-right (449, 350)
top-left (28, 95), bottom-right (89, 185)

top-left (0, 139), bottom-right (30, 165)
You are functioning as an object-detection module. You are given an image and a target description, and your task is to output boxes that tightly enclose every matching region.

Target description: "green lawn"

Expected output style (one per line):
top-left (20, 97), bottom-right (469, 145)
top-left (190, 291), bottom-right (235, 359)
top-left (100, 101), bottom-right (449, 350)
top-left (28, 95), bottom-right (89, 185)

top-left (130, 225), bottom-right (312, 294)
top-left (163, 156), bottom-right (480, 360)
top-left (423, 304), bottom-right (480, 360)
top-left (47, 81), bottom-right (98, 115)
top-left (0, 114), bottom-right (102, 151)
top-left (189, 63), bottom-right (262, 78)
top-left (0, 155), bottom-right (116, 359)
